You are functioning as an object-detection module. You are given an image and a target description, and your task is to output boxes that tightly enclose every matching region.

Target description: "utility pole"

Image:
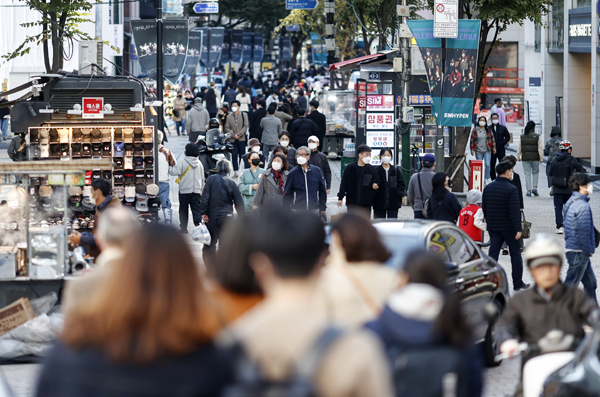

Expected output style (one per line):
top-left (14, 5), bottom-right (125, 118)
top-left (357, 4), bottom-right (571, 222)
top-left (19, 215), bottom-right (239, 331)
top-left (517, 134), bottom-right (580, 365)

top-left (324, 0), bottom-right (336, 87)
top-left (434, 38), bottom-right (446, 172)
top-left (156, 0), bottom-right (163, 181)
top-left (398, 0), bottom-right (411, 185)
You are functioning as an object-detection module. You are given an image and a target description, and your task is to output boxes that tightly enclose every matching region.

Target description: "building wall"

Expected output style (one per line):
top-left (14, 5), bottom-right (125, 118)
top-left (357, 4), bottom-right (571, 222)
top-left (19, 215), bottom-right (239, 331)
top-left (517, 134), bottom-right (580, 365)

top-left (563, 53), bottom-right (591, 157)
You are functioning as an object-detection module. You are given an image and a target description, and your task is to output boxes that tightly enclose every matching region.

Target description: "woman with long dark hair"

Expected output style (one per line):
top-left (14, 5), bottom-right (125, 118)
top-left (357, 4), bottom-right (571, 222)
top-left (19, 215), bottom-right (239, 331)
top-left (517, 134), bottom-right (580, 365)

top-left (426, 172), bottom-right (462, 222)
top-left (517, 120), bottom-right (543, 196)
top-left (236, 86), bottom-right (251, 113)
top-left (204, 84), bottom-right (219, 118)
top-left (36, 224), bottom-right (233, 396)
top-left (470, 115), bottom-right (496, 184)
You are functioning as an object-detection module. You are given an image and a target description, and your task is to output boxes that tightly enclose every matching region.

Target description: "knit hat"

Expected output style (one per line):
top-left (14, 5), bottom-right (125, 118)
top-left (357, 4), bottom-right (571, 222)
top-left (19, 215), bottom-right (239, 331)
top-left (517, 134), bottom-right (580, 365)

top-left (466, 189), bottom-right (482, 205)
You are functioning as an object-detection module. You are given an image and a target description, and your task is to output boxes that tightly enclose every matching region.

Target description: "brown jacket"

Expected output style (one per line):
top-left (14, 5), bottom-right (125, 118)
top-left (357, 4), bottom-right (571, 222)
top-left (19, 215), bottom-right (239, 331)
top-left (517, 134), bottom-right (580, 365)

top-left (172, 97), bottom-right (187, 122)
top-left (224, 112), bottom-right (248, 142)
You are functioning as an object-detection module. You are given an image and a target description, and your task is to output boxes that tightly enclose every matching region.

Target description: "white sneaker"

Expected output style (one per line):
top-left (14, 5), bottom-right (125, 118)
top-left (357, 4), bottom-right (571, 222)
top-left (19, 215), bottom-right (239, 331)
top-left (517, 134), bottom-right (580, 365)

top-left (556, 227), bottom-right (564, 234)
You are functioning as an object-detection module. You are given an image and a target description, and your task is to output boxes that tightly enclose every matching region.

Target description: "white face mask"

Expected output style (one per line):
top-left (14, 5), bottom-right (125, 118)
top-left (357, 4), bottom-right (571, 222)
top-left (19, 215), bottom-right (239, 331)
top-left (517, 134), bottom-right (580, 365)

top-left (308, 142), bottom-right (318, 150)
top-left (252, 146), bottom-right (260, 153)
top-left (381, 156), bottom-right (392, 164)
top-left (361, 156), bottom-right (372, 164)
top-left (279, 140), bottom-right (289, 147)
top-left (478, 121), bottom-right (486, 127)
top-left (491, 119), bottom-right (499, 125)
top-left (272, 161), bottom-right (283, 171)
top-left (297, 156), bottom-right (308, 165)
top-left (586, 184), bottom-right (593, 197)
top-left (231, 106), bottom-right (239, 113)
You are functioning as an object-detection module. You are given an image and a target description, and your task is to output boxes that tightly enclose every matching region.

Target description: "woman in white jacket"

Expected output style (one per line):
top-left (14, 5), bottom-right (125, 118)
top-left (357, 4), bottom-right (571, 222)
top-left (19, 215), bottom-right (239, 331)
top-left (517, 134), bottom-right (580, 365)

top-left (236, 86), bottom-right (252, 113)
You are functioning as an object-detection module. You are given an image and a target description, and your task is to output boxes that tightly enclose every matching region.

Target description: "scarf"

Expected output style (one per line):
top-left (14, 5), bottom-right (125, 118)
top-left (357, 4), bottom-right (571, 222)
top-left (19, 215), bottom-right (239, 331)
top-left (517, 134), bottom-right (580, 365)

top-left (272, 170), bottom-right (285, 194)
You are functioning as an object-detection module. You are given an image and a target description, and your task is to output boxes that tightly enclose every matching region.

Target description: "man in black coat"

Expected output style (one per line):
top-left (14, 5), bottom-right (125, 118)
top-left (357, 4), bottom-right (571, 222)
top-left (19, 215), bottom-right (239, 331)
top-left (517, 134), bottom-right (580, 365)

top-left (489, 112), bottom-right (511, 180)
top-left (337, 145), bottom-right (380, 216)
top-left (289, 108), bottom-right (319, 149)
top-left (249, 100), bottom-right (267, 141)
top-left (306, 100), bottom-right (327, 151)
top-left (307, 136), bottom-right (331, 194)
top-left (482, 161), bottom-right (529, 290)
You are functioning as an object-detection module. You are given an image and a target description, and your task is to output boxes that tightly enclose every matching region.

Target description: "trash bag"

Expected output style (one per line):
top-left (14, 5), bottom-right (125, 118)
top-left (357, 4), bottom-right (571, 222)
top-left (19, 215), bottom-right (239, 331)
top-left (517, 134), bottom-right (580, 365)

top-left (0, 313), bottom-right (64, 358)
top-left (30, 292), bottom-right (58, 317)
top-left (192, 223), bottom-right (211, 245)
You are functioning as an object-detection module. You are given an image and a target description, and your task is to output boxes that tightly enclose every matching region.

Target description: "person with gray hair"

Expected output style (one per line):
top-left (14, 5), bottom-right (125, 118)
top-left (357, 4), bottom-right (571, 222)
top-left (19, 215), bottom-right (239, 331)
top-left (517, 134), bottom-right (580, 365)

top-left (200, 159), bottom-right (245, 265)
top-left (283, 146), bottom-right (327, 219)
top-left (62, 207), bottom-right (140, 319)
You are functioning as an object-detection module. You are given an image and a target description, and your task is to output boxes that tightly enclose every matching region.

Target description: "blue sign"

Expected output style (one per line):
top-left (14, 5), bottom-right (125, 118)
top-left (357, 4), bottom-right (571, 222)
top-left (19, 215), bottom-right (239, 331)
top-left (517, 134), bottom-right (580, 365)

top-left (286, 0), bottom-right (318, 10)
top-left (368, 72), bottom-right (380, 80)
top-left (286, 24), bottom-right (300, 32)
top-left (193, 2), bottom-right (218, 13)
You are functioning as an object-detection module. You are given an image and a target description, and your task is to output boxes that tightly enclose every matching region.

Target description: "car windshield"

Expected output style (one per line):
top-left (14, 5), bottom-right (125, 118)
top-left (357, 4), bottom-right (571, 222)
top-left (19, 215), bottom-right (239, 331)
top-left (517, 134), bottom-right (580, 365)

top-left (379, 234), bottom-right (422, 269)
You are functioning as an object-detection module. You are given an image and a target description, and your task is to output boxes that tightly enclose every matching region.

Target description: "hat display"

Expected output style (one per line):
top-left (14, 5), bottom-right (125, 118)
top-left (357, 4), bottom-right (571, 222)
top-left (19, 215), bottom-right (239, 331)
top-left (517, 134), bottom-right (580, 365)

top-left (145, 169), bottom-right (154, 184)
top-left (60, 144), bottom-right (69, 159)
top-left (101, 128), bottom-right (111, 142)
top-left (136, 193), bottom-right (148, 212)
top-left (123, 128), bottom-right (134, 143)
top-left (114, 158), bottom-right (124, 170)
top-left (125, 186), bottom-right (136, 202)
top-left (134, 128), bottom-right (143, 142)
top-left (146, 183), bottom-right (159, 197)
top-left (102, 142), bottom-right (112, 158)
top-left (114, 142), bottom-right (124, 157)
top-left (85, 170), bottom-right (92, 185)
top-left (49, 129), bottom-right (59, 143)
top-left (135, 184), bottom-right (146, 194)
top-left (114, 128), bottom-right (123, 142)
top-left (134, 157), bottom-right (144, 170)
top-left (112, 186), bottom-right (125, 199)
top-left (113, 171), bottom-right (124, 185)
top-left (124, 171), bottom-right (134, 184)
top-left (40, 144), bottom-right (49, 159)
top-left (144, 156), bottom-right (154, 169)
top-left (134, 142), bottom-right (144, 156)
top-left (82, 143), bottom-right (91, 157)
top-left (144, 143), bottom-right (153, 156)
top-left (91, 142), bottom-right (102, 157)
top-left (143, 128), bottom-right (153, 143)
top-left (135, 170), bottom-right (145, 185)
top-left (148, 197), bottom-right (160, 213)
top-left (68, 186), bottom-right (82, 197)
top-left (81, 197), bottom-right (96, 212)
top-left (50, 143), bottom-right (60, 159)
top-left (124, 143), bottom-right (134, 157)
top-left (71, 143), bottom-right (81, 158)
top-left (38, 128), bottom-right (49, 144)
top-left (82, 185), bottom-right (93, 198)
top-left (58, 128), bottom-right (70, 144)
top-left (92, 170), bottom-right (101, 181)
top-left (30, 145), bottom-right (40, 159)
top-left (102, 170), bottom-right (111, 180)
top-left (91, 129), bottom-right (102, 143)
top-left (124, 156), bottom-right (133, 170)
top-left (72, 128), bottom-right (82, 141)
top-left (39, 185), bottom-right (53, 198)
top-left (81, 128), bottom-right (92, 143)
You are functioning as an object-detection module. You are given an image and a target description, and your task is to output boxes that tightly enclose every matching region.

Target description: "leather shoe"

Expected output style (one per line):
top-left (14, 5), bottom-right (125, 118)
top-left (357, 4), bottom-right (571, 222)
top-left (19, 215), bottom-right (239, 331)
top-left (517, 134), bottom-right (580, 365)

top-left (514, 283), bottom-right (530, 291)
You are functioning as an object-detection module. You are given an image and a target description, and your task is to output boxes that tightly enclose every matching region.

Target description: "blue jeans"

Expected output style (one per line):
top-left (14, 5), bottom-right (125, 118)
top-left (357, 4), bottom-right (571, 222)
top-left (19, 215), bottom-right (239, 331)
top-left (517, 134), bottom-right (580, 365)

top-left (565, 251), bottom-right (597, 301)
top-left (475, 151), bottom-right (491, 180)
top-left (158, 182), bottom-right (172, 224)
top-left (1, 119), bottom-right (8, 140)
top-left (175, 119), bottom-right (186, 136)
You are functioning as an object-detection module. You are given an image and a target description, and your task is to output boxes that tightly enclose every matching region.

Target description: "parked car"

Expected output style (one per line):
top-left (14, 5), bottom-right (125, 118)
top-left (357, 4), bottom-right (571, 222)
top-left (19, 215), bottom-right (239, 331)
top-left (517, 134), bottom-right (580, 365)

top-left (371, 220), bottom-right (510, 367)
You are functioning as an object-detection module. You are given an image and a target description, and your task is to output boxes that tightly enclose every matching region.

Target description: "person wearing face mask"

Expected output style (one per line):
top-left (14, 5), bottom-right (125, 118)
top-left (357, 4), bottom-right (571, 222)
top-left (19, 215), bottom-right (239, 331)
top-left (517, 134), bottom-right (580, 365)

top-left (238, 151), bottom-right (265, 211)
top-left (338, 145), bottom-right (380, 216)
top-left (260, 105), bottom-right (283, 162)
top-left (426, 172), bottom-right (462, 222)
top-left (564, 173), bottom-right (597, 299)
top-left (470, 116), bottom-right (496, 185)
top-left (489, 113), bottom-right (511, 180)
top-left (238, 138), bottom-right (266, 173)
top-left (289, 108), bottom-right (319, 149)
top-left (225, 100), bottom-right (249, 178)
top-left (482, 161), bottom-right (529, 291)
top-left (172, 91), bottom-right (188, 136)
top-left (283, 146), bottom-right (327, 219)
top-left (253, 154), bottom-right (289, 210)
top-left (277, 132), bottom-right (297, 168)
top-left (373, 148), bottom-right (405, 219)
top-left (307, 136), bottom-right (331, 194)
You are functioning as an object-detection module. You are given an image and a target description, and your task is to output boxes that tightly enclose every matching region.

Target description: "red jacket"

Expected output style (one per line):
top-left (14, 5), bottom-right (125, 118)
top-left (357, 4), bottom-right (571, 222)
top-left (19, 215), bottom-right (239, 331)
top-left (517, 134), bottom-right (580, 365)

top-left (459, 204), bottom-right (483, 242)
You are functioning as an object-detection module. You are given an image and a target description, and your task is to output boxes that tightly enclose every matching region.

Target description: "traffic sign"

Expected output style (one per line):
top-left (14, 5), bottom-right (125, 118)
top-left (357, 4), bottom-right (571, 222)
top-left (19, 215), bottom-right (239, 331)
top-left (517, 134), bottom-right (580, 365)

top-left (286, 24), bottom-right (300, 32)
top-left (286, 0), bottom-right (318, 10)
top-left (434, 0), bottom-right (458, 38)
top-left (193, 2), bottom-right (218, 14)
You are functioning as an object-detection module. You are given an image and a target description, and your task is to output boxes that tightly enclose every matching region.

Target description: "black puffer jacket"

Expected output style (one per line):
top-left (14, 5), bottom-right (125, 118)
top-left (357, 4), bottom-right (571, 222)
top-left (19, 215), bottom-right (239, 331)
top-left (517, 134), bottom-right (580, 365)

top-left (548, 152), bottom-right (586, 195)
top-left (338, 162), bottom-right (379, 208)
top-left (426, 191), bottom-right (462, 223)
top-left (289, 118), bottom-right (319, 149)
top-left (482, 177), bottom-right (521, 233)
top-left (200, 172), bottom-right (245, 217)
top-left (373, 166), bottom-right (406, 210)
top-left (308, 151), bottom-right (331, 190)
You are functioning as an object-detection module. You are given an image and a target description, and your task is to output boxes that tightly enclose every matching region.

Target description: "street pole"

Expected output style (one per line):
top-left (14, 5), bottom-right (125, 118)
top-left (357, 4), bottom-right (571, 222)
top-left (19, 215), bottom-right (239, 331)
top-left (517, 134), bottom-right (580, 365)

top-left (400, 0), bottom-right (410, 186)
top-left (156, 0), bottom-right (163, 182)
top-left (435, 38), bottom-right (446, 172)
top-left (324, 0), bottom-right (336, 87)
top-left (228, 14), bottom-right (232, 80)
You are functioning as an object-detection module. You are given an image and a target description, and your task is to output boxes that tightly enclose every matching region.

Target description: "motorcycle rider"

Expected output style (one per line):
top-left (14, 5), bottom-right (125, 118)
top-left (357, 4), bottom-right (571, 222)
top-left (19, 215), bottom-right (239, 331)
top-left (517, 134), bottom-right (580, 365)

top-left (197, 118), bottom-right (228, 179)
top-left (497, 234), bottom-right (598, 365)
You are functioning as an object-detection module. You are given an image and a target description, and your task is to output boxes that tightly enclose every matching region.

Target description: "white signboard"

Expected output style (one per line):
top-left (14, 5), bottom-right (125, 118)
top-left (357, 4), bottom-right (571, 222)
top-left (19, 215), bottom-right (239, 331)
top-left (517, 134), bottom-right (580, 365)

top-left (434, 0), bottom-right (458, 38)
top-left (367, 131), bottom-right (394, 148)
top-left (366, 113), bottom-right (394, 129)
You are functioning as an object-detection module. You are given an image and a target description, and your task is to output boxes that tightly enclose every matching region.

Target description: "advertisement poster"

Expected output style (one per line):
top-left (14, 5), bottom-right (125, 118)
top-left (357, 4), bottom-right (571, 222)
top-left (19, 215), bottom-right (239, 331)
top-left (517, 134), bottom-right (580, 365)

top-left (357, 80), bottom-right (366, 128)
top-left (184, 30), bottom-right (202, 75)
top-left (131, 20), bottom-right (158, 80)
top-left (366, 95), bottom-right (394, 111)
top-left (253, 33), bottom-right (264, 63)
top-left (231, 29), bottom-right (243, 63)
top-left (162, 20), bottom-right (188, 84)
top-left (366, 113), bottom-right (394, 129)
top-left (366, 131), bottom-right (394, 147)
top-left (242, 33), bottom-right (253, 63)
top-left (208, 27), bottom-right (224, 68)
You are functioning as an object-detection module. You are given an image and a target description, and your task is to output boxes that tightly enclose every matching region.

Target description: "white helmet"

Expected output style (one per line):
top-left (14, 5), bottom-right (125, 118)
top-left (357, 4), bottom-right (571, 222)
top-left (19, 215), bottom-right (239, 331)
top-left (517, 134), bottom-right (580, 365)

top-left (523, 234), bottom-right (565, 268)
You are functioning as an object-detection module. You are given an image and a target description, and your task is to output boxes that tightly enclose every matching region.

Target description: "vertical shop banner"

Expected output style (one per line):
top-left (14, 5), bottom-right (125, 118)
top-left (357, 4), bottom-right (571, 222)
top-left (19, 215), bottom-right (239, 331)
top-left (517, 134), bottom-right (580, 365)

top-left (162, 20), bottom-right (188, 85)
top-left (406, 20), bottom-right (442, 121)
top-left (441, 19), bottom-right (481, 127)
top-left (199, 28), bottom-right (209, 67)
top-left (280, 36), bottom-right (292, 62)
top-left (185, 30), bottom-right (202, 75)
top-left (242, 33), bottom-right (253, 63)
top-left (221, 29), bottom-right (230, 65)
top-left (131, 20), bottom-right (158, 79)
top-left (231, 29), bottom-right (244, 63)
top-left (208, 27), bottom-right (224, 68)
top-left (253, 33), bottom-right (264, 63)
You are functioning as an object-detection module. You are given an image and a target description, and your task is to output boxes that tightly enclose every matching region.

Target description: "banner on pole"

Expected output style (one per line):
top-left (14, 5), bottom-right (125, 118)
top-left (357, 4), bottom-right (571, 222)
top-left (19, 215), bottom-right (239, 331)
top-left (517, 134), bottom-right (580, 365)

top-left (280, 36), bottom-right (292, 62)
top-left (253, 33), bottom-right (264, 63)
top-left (231, 29), bottom-right (243, 63)
top-left (199, 28), bottom-right (209, 67)
top-left (221, 29), bottom-right (230, 65)
top-left (242, 33), bottom-right (253, 63)
top-left (185, 30), bottom-right (202, 75)
top-left (162, 20), bottom-right (188, 85)
top-left (131, 20), bottom-right (158, 79)
top-left (208, 27), bottom-right (224, 68)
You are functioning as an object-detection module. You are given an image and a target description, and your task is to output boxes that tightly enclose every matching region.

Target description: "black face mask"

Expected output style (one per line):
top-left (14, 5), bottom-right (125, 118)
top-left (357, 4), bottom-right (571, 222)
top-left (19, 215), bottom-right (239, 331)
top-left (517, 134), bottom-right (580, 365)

top-left (251, 159), bottom-right (261, 166)
top-left (177, 95), bottom-right (182, 98)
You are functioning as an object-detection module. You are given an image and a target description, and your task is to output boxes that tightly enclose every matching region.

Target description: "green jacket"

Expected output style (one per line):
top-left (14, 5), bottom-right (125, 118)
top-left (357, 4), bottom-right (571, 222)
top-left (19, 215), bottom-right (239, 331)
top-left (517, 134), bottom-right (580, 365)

top-left (238, 167), bottom-right (265, 210)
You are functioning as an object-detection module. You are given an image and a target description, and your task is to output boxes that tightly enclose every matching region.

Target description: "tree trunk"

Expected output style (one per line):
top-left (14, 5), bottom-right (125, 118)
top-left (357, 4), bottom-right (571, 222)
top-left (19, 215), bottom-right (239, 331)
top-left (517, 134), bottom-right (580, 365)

top-left (42, 19), bottom-right (51, 73)
top-left (290, 38), bottom-right (302, 68)
top-left (357, 7), bottom-right (370, 55)
top-left (57, 12), bottom-right (68, 71)
top-left (451, 127), bottom-right (470, 192)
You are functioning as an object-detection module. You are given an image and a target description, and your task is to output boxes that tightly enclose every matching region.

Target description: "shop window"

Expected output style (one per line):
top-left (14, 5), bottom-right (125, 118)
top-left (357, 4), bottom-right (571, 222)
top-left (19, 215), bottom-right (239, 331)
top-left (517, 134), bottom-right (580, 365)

top-left (548, 0), bottom-right (564, 53)
top-left (573, 0), bottom-right (591, 7)
top-left (535, 24), bottom-right (541, 52)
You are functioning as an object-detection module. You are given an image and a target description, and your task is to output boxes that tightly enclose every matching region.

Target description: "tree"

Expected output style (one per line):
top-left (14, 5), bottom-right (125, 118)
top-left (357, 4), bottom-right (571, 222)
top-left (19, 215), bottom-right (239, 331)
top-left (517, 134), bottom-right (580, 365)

top-left (216, 0), bottom-right (290, 33)
top-left (422, 0), bottom-right (552, 191)
top-left (2, 0), bottom-right (109, 73)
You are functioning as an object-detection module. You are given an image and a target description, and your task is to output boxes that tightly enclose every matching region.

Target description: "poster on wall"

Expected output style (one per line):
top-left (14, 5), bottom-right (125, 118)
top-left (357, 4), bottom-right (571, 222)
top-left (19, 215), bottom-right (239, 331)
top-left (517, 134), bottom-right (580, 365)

top-left (366, 95), bottom-right (394, 111)
top-left (280, 37), bottom-right (292, 62)
top-left (162, 20), bottom-right (188, 84)
top-left (369, 149), bottom-right (394, 166)
top-left (366, 113), bottom-right (394, 129)
top-left (253, 33), bottom-right (264, 63)
top-left (221, 29), bottom-right (230, 65)
top-left (366, 131), bottom-right (394, 147)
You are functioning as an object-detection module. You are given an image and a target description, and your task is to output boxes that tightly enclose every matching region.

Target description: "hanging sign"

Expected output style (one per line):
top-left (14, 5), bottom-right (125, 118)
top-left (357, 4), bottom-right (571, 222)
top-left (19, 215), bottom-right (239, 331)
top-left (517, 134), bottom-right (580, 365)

top-left (366, 113), bottom-right (394, 129)
top-left (366, 95), bottom-right (394, 111)
top-left (82, 98), bottom-right (104, 119)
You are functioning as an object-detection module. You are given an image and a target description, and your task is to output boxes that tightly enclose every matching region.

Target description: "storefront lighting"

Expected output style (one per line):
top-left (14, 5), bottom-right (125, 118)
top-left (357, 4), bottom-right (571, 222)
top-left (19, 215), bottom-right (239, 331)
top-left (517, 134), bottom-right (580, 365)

top-left (130, 103), bottom-right (144, 112)
top-left (100, 103), bottom-right (114, 115)
top-left (67, 104), bottom-right (82, 115)
top-left (38, 105), bottom-right (54, 114)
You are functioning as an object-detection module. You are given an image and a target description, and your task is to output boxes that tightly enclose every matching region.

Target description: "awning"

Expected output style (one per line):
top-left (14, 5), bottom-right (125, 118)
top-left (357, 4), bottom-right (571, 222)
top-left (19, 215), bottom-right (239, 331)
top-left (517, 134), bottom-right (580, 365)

top-left (327, 53), bottom-right (383, 72)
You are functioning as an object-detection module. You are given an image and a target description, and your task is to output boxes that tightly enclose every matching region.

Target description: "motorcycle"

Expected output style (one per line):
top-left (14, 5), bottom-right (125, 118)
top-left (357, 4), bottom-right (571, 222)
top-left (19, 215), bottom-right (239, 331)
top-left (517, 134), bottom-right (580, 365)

top-left (196, 127), bottom-right (233, 179)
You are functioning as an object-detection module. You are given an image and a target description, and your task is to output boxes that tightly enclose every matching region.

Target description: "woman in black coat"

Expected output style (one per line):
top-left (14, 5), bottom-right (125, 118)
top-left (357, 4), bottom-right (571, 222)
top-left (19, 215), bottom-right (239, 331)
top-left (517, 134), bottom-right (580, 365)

top-left (373, 148), bottom-right (406, 219)
top-left (427, 172), bottom-right (462, 222)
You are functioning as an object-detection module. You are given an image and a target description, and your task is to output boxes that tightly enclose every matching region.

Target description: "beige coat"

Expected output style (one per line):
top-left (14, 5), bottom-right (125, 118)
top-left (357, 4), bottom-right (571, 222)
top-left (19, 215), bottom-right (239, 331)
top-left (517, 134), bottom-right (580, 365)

top-left (172, 97), bottom-right (187, 122)
top-left (229, 300), bottom-right (394, 397)
top-left (224, 112), bottom-right (248, 142)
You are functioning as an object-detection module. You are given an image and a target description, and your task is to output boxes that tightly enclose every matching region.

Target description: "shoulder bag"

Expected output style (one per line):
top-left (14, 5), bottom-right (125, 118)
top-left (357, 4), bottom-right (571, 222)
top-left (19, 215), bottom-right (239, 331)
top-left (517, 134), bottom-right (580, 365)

top-left (520, 211), bottom-right (532, 239)
top-left (417, 172), bottom-right (429, 218)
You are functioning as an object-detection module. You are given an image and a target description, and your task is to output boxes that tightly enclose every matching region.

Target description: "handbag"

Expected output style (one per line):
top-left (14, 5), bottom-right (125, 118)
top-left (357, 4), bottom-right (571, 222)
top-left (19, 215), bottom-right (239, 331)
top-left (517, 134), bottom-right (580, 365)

top-left (521, 211), bottom-right (532, 239)
top-left (192, 223), bottom-right (212, 245)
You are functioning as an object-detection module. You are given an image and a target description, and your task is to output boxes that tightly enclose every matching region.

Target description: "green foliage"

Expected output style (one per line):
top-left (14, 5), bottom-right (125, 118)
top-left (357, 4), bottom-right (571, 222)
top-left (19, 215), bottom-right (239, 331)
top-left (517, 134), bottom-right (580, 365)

top-left (218, 0), bottom-right (290, 32)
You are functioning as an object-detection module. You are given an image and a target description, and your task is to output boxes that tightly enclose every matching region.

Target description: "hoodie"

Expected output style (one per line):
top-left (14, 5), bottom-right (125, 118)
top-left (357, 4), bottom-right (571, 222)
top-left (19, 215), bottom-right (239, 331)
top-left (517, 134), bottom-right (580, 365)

top-left (186, 103), bottom-right (210, 133)
top-left (169, 156), bottom-right (205, 194)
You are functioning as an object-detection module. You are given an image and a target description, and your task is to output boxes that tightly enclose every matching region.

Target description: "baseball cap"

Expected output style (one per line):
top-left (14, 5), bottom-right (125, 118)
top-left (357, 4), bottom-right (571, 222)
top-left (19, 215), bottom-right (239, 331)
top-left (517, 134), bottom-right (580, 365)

top-left (194, 97), bottom-right (202, 103)
top-left (146, 183), bottom-right (159, 197)
top-left (82, 185), bottom-right (93, 198)
top-left (529, 256), bottom-right (562, 269)
top-left (124, 156), bottom-right (133, 170)
top-left (123, 128), bottom-right (134, 143)
top-left (58, 128), bottom-right (70, 144)
top-left (113, 186), bottom-right (125, 199)
top-left (423, 153), bottom-right (436, 166)
top-left (135, 184), bottom-right (146, 195)
top-left (136, 193), bottom-right (149, 212)
top-left (114, 142), bottom-right (124, 157)
top-left (125, 186), bottom-right (136, 202)
top-left (39, 185), bottom-right (53, 197)
top-left (308, 135), bottom-right (319, 142)
top-left (68, 186), bottom-right (82, 197)
top-left (134, 157), bottom-right (144, 170)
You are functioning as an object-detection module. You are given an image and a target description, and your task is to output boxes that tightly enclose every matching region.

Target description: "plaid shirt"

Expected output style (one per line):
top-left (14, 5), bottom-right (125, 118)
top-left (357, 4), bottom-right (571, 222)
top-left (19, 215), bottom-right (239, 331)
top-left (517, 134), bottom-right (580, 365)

top-left (470, 127), bottom-right (496, 153)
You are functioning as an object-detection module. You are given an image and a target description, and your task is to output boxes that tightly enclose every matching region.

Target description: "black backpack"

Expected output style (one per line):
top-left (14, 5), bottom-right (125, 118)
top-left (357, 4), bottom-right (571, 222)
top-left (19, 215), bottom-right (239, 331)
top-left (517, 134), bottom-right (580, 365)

top-left (222, 328), bottom-right (343, 397)
top-left (390, 345), bottom-right (470, 397)
top-left (552, 157), bottom-right (574, 188)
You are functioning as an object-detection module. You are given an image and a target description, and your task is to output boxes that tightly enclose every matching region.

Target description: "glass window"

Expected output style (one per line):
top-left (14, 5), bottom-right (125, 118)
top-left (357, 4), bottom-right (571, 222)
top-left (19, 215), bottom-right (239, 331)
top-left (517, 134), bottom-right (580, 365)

top-left (535, 24), bottom-right (542, 53)
top-left (428, 228), bottom-right (481, 266)
top-left (548, 0), bottom-right (564, 53)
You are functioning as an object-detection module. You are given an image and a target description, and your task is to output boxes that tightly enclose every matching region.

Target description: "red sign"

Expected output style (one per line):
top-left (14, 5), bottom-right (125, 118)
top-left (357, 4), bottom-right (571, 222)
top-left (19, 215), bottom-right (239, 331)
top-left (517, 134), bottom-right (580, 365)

top-left (366, 95), bottom-right (394, 111)
top-left (82, 97), bottom-right (104, 119)
top-left (469, 160), bottom-right (483, 191)
top-left (358, 98), bottom-right (366, 110)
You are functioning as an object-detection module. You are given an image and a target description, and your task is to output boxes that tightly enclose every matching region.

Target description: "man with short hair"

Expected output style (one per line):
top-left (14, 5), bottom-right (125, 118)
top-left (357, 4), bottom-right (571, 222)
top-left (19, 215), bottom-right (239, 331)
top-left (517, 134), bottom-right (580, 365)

top-left (260, 105), bottom-right (283, 162)
top-left (307, 136), bottom-right (331, 195)
top-left (407, 153), bottom-right (436, 218)
top-left (266, 89), bottom-right (281, 108)
top-left (283, 146), bottom-right (327, 219)
top-left (338, 144), bottom-right (379, 215)
top-left (482, 161), bottom-right (528, 290)
top-left (549, 140), bottom-right (585, 234)
top-left (289, 108), bottom-right (319, 149)
top-left (249, 99), bottom-right (267, 141)
top-left (489, 112), bottom-right (511, 180)
top-left (186, 97), bottom-right (210, 143)
top-left (564, 173), bottom-right (597, 300)
top-left (307, 100), bottom-right (326, 150)
top-left (224, 100), bottom-right (249, 178)
top-left (493, 98), bottom-right (507, 127)
top-left (229, 210), bottom-right (394, 397)
top-left (224, 85), bottom-right (238, 105)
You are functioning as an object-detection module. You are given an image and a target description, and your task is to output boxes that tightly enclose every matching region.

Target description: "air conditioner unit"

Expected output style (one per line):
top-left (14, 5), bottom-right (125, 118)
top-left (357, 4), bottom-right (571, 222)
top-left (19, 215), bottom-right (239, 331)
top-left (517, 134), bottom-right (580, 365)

top-left (79, 40), bottom-right (103, 75)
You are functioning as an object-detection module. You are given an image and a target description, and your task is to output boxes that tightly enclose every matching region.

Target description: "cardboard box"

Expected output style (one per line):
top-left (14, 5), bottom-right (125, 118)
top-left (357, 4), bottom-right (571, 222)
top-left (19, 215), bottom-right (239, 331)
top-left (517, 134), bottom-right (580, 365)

top-left (0, 298), bottom-right (35, 336)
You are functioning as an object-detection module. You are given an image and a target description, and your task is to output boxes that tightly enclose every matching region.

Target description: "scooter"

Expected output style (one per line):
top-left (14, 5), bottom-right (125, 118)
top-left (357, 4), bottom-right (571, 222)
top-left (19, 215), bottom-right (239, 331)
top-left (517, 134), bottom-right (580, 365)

top-left (197, 127), bottom-right (233, 179)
